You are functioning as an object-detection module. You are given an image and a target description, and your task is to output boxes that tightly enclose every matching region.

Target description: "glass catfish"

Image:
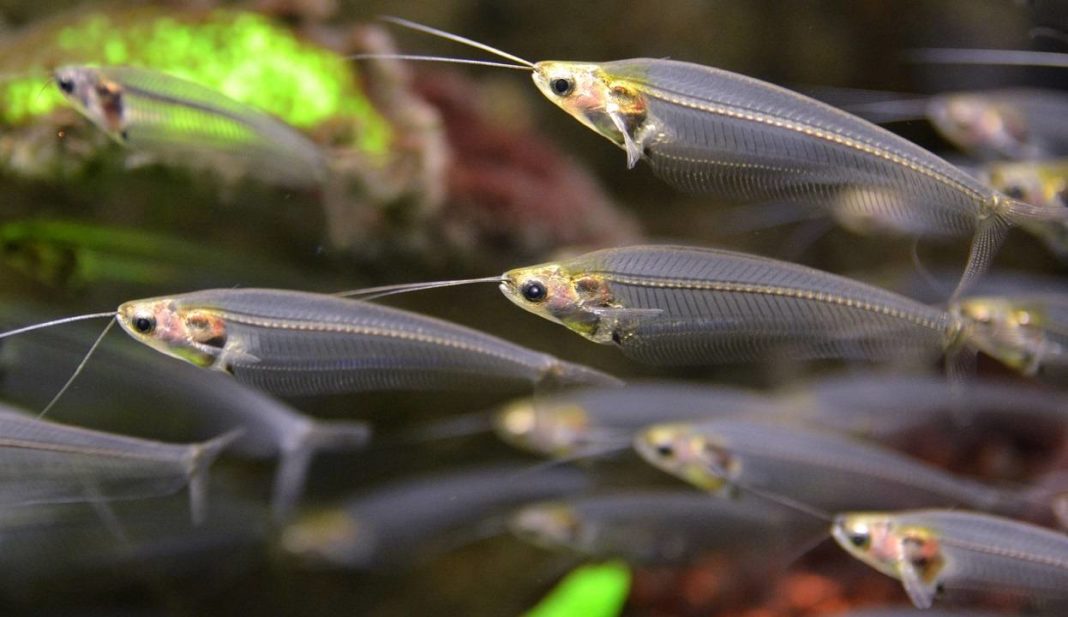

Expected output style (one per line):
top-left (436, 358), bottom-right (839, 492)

top-left (112, 288), bottom-right (619, 394)
top-left (833, 509), bottom-right (1068, 609)
top-left (500, 245), bottom-right (1060, 376)
top-left (0, 288), bottom-right (620, 398)
top-left (53, 65), bottom-right (328, 187)
top-left (377, 18), bottom-right (1068, 296)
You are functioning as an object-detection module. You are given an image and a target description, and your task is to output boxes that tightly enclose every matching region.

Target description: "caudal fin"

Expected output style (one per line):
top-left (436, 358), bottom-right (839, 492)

top-left (187, 428), bottom-right (244, 526)
top-left (271, 420), bottom-right (372, 521)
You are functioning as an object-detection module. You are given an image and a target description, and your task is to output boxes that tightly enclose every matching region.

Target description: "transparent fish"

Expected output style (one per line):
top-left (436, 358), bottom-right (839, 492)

top-left (500, 245), bottom-right (1068, 377)
top-left (500, 245), bottom-right (958, 367)
top-left (54, 65), bottom-right (328, 187)
top-left (377, 19), bottom-right (1068, 295)
top-left (509, 489), bottom-right (814, 565)
top-left (633, 417), bottom-right (1049, 516)
top-left (115, 288), bottom-right (621, 395)
top-left (279, 465), bottom-right (590, 570)
top-left (493, 381), bottom-right (779, 458)
top-left (0, 321), bottom-right (371, 520)
top-left (833, 509), bottom-right (1068, 609)
top-left (0, 401), bottom-right (237, 523)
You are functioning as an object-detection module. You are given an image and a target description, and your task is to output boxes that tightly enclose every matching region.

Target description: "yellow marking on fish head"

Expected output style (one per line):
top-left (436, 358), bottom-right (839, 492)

top-left (501, 262), bottom-right (614, 341)
top-left (510, 502), bottom-right (583, 550)
top-left (633, 424), bottom-right (729, 492)
top-left (532, 61), bottom-right (647, 154)
top-left (952, 297), bottom-right (1049, 375)
top-left (117, 298), bottom-right (227, 368)
top-left (279, 509), bottom-right (365, 566)
top-left (985, 161), bottom-right (1068, 256)
top-left (493, 399), bottom-right (591, 458)
top-left (53, 66), bottom-right (128, 142)
top-left (984, 163), bottom-right (1048, 207)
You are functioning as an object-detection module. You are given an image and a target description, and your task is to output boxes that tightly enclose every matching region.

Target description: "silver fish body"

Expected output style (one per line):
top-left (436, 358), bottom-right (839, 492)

top-left (635, 417), bottom-right (1029, 514)
top-left (0, 324), bottom-right (370, 519)
top-left (493, 381), bottom-right (779, 458)
top-left (280, 465), bottom-right (590, 570)
top-left (509, 489), bottom-right (814, 565)
top-left (54, 65), bottom-right (328, 187)
top-left (117, 288), bottom-right (621, 395)
top-left (0, 402), bottom-right (236, 522)
top-left (833, 509), bottom-right (1068, 608)
top-left (503, 245), bottom-right (957, 367)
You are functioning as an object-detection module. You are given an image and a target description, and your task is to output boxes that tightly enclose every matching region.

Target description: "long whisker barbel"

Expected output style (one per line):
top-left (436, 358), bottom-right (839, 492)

top-left (345, 54), bottom-right (532, 71)
top-left (378, 16), bottom-right (535, 68)
top-left (335, 276), bottom-right (502, 301)
top-left (0, 312), bottom-right (117, 340)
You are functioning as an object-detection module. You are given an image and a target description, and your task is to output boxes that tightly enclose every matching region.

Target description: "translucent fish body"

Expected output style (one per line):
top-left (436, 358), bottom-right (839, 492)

top-left (833, 509), bottom-right (1068, 608)
top-left (502, 245), bottom-right (957, 367)
top-left (55, 65), bottom-right (328, 187)
top-left (117, 288), bottom-right (620, 395)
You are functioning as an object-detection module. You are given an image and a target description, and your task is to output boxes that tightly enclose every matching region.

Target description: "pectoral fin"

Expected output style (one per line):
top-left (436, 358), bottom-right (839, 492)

top-left (588, 307), bottom-right (664, 321)
top-left (900, 561), bottom-right (937, 609)
top-left (608, 110), bottom-right (643, 169)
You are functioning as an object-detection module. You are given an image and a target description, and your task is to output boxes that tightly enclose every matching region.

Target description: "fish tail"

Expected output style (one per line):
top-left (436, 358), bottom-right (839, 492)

top-left (950, 211), bottom-right (1013, 301)
top-left (188, 428), bottom-right (244, 526)
top-left (543, 360), bottom-right (625, 389)
top-left (271, 420), bottom-right (372, 521)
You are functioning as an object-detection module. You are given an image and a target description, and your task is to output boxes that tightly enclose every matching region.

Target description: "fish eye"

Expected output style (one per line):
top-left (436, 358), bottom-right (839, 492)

top-left (133, 316), bottom-right (156, 334)
top-left (520, 280), bottom-right (548, 302)
top-left (847, 530), bottom-right (871, 549)
top-left (654, 442), bottom-right (674, 458)
top-left (1002, 184), bottom-right (1026, 200)
top-left (56, 77), bottom-right (74, 94)
top-left (550, 77), bottom-right (574, 96)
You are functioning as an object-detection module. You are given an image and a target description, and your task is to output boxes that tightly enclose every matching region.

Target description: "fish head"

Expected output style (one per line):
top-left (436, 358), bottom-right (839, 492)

top-left (952, 296), bottom-right (1051, 375)
top-left (983, 162), bottom-right (1049, 207)
top-left (509, 502), bottom-right (584, 551)
top-left (53, 66), bottom-right (127, 141)
top-left (279, 509), bottom-right (371, 568)
top-left (117, 297), bottom-right (228, 368)
top-left (633, 424), bottom-right (731, 492)
top-left (532, 61), bottom-right (647, 153)
top-left (500, 262), bottom-right (614, 342)
top-left (984, 162), bottom-right (1068, 258)
top-left (832, 513), bottom-right (944, 584)
top-left (930, 94), bottom-right (1029, 158)
top-left (493, 399), bottom-right (591, 458)
top-left (831, 513), bottom-right (903, 578)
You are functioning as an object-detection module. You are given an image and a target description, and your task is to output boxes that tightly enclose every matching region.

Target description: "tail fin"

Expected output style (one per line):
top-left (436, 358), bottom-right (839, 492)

top-left (187, 428), bottom-right (244, 526)
top-left (544, 360), bottom-right (624, 389)
top-left (271, 420), bottom-right (372, 521)
top-left (951, 212), bottom-right (1012, 301)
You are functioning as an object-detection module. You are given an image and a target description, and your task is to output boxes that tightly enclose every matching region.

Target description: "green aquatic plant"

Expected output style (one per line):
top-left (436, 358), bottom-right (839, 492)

top-left (523, 561), bottom-right (630, 617)
top-left (0, 8), bottom-right (392, 156)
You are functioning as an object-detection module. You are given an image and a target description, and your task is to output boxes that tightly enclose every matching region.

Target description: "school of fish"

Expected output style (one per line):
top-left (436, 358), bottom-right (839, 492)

top-left (0, 4), bottom-right (1066, 616)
